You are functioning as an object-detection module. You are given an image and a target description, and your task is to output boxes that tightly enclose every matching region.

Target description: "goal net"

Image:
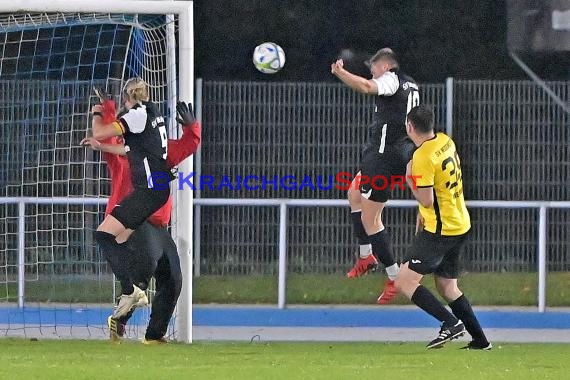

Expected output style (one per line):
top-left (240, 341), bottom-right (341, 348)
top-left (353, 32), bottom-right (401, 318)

top-left (0, 1), bottom-right (194, 342)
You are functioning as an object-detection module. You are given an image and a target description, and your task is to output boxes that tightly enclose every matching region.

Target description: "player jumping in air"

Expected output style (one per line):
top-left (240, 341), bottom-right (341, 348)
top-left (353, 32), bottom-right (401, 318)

top-left (331, 48), bottom-right (419, 304)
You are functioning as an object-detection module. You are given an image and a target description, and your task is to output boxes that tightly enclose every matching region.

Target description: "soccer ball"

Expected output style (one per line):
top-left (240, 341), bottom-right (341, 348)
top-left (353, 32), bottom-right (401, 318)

top-left (253, 42), bottom-right (285, 74)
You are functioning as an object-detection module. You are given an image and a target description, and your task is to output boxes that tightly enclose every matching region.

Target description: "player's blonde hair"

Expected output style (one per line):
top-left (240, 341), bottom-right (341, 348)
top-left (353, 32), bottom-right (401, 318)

top-left (122, 77), bottom-right (149, 103)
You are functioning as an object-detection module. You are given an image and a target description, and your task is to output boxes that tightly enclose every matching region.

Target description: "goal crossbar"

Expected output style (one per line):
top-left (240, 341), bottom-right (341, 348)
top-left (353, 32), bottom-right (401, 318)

top-left (0, 0), bottom-right (191, 15)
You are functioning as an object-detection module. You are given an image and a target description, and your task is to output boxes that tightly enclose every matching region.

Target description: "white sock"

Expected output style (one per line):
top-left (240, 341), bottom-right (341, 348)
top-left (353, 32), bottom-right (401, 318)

top-left (385, 263), bottom-right (399, 280)
top-left (359, 244), bottom-right (372, 258)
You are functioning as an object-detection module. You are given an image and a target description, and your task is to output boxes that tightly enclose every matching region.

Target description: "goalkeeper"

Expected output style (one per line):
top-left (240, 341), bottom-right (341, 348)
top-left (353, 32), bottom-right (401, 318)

top-left (82, 91), bottom-right (200, 343)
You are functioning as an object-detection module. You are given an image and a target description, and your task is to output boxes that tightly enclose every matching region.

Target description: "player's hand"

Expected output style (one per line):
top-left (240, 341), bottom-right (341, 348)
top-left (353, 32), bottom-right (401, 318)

top-left (91, 104), bottom-right (103, 114)
top-left (80, 137), bottom-right (102, 151)
top-left (330, 59), bottom-right (344, 75)
top-left (93, 87), bottom-right (117, 124)
top-left (94, 87), bottom-right (109, 102)
top-left (415, 213), bottom-right (425, 235)
top-left (176, 101), bottom-right (195, 125)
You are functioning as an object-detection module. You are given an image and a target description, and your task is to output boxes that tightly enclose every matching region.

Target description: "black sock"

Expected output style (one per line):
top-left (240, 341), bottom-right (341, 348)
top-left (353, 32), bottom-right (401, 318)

top-left (367, 229), bottom-right (396, 267)
top-left (411, 285), bottom-right (458, 326)
top-left (94, 231), bottom-right (134, 295)
top-left (449, 294), bottom-right (489, 344)
top-left (350, 211), bottom-right (369, 245)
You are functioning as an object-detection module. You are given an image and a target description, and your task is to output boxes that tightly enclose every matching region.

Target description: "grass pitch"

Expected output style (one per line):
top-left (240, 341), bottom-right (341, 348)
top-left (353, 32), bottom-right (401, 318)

top-left (0, 339), bottom-right (568, 380)
top-left (11, 272), bottom-right (570, 306)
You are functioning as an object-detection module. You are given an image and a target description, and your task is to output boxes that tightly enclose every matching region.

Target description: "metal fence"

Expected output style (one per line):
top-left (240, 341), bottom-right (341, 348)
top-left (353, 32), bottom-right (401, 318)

top-left (1, 79), bottom-right (569, 282)
top-left (197, 79), bottom-right (570, 275)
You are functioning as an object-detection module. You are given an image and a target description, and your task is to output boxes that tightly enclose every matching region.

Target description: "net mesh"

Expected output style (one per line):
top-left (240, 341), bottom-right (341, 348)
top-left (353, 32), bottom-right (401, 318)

top-left (0, 11), bottom-right (178, 339)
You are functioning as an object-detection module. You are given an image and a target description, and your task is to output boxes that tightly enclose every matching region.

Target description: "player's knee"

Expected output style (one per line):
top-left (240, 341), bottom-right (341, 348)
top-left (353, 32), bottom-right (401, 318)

top-left (348, 187), bottom-right (361, 205)
top-left (94, 230), bottom-right (115, 244)
top-left (362, 216), bottom-right (384, 235)
top-left (436, 281), bottom-right (461, 301)
top-left (445, 288), bottom-right (462, 301)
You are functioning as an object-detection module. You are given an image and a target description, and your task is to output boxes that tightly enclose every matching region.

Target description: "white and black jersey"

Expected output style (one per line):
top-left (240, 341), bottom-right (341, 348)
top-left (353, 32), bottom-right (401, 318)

top-left (117, 102), bottom-right (173, 188)
top-left (367, 68), bottom-right (420, 152)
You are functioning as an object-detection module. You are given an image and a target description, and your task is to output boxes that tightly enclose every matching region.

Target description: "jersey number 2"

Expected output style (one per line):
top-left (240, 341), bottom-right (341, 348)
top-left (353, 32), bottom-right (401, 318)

top-left (159, 125), bottom-right (168, 159)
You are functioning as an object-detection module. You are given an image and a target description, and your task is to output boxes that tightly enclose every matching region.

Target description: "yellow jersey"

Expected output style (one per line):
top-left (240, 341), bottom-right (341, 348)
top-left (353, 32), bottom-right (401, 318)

top-left (411, 133), bottom-right (470, 236)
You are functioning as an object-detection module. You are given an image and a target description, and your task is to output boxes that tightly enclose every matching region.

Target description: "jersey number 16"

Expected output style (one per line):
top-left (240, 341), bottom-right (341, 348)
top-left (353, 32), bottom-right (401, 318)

top-left (406, 91), bottom-right (420, 125)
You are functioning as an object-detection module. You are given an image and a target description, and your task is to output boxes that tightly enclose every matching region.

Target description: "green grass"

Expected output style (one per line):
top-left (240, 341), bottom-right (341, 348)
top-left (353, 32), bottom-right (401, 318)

top-left (13, 279), bottom-right (114, 303)
top-left (193, 272), bottom-right (570, 306)
top-left (0, 339), bottom-right (568, 379)
top-left (5, 272), bottom-right (570, 306)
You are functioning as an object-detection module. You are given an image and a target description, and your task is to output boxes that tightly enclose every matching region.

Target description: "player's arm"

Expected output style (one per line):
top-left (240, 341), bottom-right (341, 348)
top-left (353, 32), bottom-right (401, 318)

top-left (166, 102), bottom-right (202, 168)
top-left (331, 59), bottom-right (398, 96)
top-left (415, 212), bottom-right (425, 235)
top-left (331, 59), bottom-right (378, 94)
top-left (90, 89), bottom-right (125, 140)
top-left (80, 137), bottom-right (127, 156)
top-left (412, 186), bottom-right (434, 208)
top-left (91, 106), bottom-right (125, 140)
top-left (406, 159), bottom-right (434, 208)
top-left (99, 143), bottom-right (126, 156)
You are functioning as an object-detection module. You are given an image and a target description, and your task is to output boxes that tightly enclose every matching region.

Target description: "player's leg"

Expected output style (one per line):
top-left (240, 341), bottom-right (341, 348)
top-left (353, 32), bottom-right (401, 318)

top-left (395, 231), bottom-right (465, 348)
top-left (95, 215), bottom-right (136, 297)
top-left (434, 234), bottom-right (492, 350)
top-left (358, 151), bottom-right (400, 302)
top-left (96, 188), bottom-right (170, 318)
top-left (106, 221), bottom-right (163, 340)
top-left (359, 197), bottom-right (399, 303)
top-left (369, 141), bottom-right (416, 301)
top-left (144, 227), bottom-right (182, 344)
top-left (346, 171), bottom-right (378, 278)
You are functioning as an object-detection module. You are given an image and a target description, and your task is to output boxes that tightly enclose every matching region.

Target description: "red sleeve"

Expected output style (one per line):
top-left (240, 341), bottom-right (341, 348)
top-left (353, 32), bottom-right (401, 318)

top-left (102, 136), bottom-right (133, 216)
top-left (166, 121), bottom-right (201, 168)
top-left (103, 153), bottom-right (133, 216)
top-left (101, 99), bottom-right (117, 124)
top-left (147, 195), bottom-right (173, 227)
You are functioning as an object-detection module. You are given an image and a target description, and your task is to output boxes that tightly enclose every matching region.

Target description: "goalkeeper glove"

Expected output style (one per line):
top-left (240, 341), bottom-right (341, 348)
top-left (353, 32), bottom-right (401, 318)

top-left (93, 87), bottom-right (117, 124)
top-left (176, 101), bottom-right (196, 126)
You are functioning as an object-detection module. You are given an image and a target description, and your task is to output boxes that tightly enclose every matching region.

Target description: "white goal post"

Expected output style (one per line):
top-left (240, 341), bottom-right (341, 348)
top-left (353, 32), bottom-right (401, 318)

top-left (0, 0), bottom-right (194, 343)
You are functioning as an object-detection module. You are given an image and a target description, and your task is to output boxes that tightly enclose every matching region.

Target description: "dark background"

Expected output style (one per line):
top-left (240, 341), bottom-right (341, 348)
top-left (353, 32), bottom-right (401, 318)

top-left (194, 0), bottom-right (570, 82)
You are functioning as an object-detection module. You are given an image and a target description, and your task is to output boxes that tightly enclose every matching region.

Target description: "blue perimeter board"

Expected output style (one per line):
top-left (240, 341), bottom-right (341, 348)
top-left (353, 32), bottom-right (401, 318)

top-left (1, 306), bottom-right (570, 329)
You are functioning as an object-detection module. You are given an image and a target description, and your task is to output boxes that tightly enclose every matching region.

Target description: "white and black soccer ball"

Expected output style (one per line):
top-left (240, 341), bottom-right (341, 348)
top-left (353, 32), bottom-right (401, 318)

top-left (253, 42), bottom-right (285, 74)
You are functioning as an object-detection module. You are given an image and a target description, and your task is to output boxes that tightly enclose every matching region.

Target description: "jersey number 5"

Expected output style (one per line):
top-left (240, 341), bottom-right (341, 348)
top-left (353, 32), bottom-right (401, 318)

top-left (159, 125), bottom-right (168, 159)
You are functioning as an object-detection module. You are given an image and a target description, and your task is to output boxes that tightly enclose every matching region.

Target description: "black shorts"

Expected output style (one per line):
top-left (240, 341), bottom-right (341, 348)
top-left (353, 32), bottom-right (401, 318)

top-left (404, 230), bottom-right (470, 278)
top-left (359, 138), bottom-right (416, 203)
top-left (110, 187), bottom-right (170, 230)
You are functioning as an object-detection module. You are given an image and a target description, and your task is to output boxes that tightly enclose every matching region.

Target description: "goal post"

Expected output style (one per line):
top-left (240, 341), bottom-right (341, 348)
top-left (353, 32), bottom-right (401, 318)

top-left (0, 0), bottom-right (194, 343)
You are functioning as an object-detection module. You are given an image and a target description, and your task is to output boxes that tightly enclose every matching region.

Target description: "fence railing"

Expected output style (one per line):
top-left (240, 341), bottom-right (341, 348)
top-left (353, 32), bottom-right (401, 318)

top-left (2, 197), bottom-right (570, 312)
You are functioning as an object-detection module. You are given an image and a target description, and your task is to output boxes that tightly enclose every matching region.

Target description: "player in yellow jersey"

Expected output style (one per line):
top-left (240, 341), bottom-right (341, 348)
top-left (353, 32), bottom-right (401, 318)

top-left (394, 105), bottom-right (491, 350)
